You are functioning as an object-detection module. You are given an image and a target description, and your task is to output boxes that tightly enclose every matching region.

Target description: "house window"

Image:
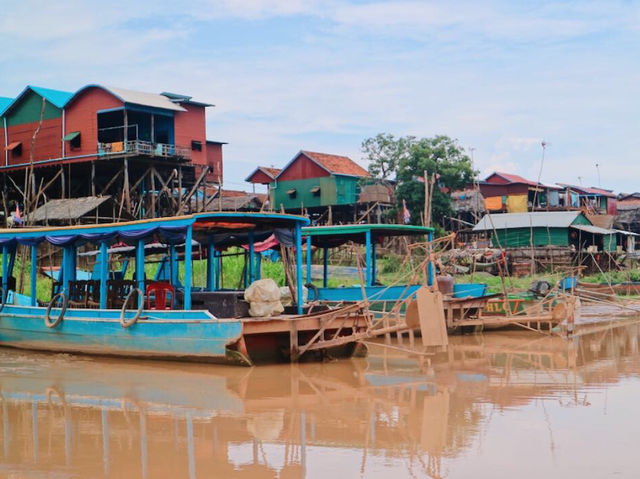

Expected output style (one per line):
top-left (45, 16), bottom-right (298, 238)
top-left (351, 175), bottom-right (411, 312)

top-left (311, 186), bottom-right (321, 197)
top-left (191, 140), bottom-right (202, 151)
top-left (7, 142), bottom-right (22, 158)
top-left (63, 131), bottom-right (81, 149)
top-left (287, 188), bottom-right (297, 198)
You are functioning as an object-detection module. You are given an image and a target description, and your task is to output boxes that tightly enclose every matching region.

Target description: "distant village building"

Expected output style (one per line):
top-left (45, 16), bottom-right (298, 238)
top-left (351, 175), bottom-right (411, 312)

top-left (615, 193), bottom-right (640, 233)
top-left (246, 150), bottom-right (392, 223)
top-left (447, 188), bottom-right (486, 231)
top-left (472, 211), bottom-right (636, 271)
top-left (245, 166), bottom-right (281, 187)
top-left (556, 184), bottom-right (617, 216)
top-left (0, 84), bottom-right (224, 224)
top-left (478, 172), bottom-right (563, 213)
top-left (473, 211), bottom-right (604, 249)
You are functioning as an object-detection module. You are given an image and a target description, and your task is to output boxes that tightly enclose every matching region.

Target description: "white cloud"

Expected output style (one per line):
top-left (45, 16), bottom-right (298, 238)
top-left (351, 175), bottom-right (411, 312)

top-left (1, 0), bottom-right (639, 191)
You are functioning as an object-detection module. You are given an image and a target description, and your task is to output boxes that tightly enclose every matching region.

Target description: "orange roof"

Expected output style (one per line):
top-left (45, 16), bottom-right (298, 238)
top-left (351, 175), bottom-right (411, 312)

top-left (302, 151), bottom-right (369, 177)
top-left (221, 189), bottom-right (251, 197)
top-left (261, 166), bottom-right (281, 178)
top-left (487, 171), bottom-right (538, 186)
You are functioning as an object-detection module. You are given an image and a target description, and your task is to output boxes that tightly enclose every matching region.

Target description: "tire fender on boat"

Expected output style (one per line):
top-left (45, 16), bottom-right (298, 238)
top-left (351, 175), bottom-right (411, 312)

top-left (45, 292), bottom-right (68, 328)
top-left (120, 288), bottom-right (144, 328)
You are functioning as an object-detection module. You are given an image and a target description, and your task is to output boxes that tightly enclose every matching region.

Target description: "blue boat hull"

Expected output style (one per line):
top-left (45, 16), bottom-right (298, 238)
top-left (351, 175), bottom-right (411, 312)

top-left (312, 285), bottom-right (421, 302)
top-left (0, 305), bottom-right (244, 364)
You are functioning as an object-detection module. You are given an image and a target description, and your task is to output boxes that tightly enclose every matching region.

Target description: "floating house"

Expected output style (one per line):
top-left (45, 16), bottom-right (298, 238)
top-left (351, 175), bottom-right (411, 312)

top-left (1, 86), bottom-right (73, 165)
top-left (0, 84), bottom-right (224, 224)
top-left (270, 150), bottom-right (369, 210)
top-left (247, 151), bottom-right (388, 223)
top-left (473, 211), bottom-right (618, 252)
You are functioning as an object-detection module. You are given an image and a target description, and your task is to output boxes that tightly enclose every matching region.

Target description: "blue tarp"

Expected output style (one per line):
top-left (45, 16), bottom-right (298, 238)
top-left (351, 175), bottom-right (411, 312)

top-left (0, 225), bottom-right (187, 248)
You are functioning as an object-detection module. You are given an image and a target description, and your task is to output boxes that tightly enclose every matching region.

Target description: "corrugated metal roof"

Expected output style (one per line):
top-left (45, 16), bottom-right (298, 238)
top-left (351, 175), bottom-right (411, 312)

top-left (473, 211), bottom-right (585, 231)
top-left (486, 171), bottom-right (538, 186)
top-left (161, 91), bottom-right (213, 107)
top-left (29, 86), bottom-right (73, 108)
top-left (106, 86), bottom-right (186, 112)
top-left (0, 96), bottom-right (13, 115)
top-left (556, 183), bottom-right (617, 198)
top-left (31, 196), bottom-right (111, 222)
top-left (571, 224), bottom-right (616, 235)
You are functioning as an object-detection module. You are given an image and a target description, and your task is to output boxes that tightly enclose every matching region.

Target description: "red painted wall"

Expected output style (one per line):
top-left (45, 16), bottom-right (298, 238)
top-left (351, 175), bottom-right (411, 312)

top-left (484, 173), bottom-right (510, 185)
top-left (607, 199), bottom-right (618, 216)
top-left (278, 153), bottom-right (329, 181)
top-left (206, 142), bottom-right (223, 183)
top-left (5, 118), bottom-right (63, 165)
top-left (479, 183), bottom-right (528, 197)
top-left (174, 104), bottom-right (207, 167)
top-left (247, 169), bottom-right (273, 184)
top-left (64, 87), bottom-right (123, 158)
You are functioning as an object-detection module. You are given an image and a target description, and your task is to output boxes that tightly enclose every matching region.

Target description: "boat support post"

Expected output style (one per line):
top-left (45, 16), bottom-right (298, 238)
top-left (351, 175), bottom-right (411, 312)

top-left (371, 240), bottom-right (377, 285)
top-left (248, 231), bottom-right (255, 284)
top-left (170, 245), bottom-right (178, 287)
top-left (30, 245), bottom-right (37, 306)
top-left (2, 245), bottom-right (7, 299)
top-left (306, 235), bottom-right (312, 284)
top-left (136, 239), bottom-right (145, 303)
top-left (207, 243), bottom-right (216, 291)
top-left (184, 224), bottom-right (193, 309)
top-left (99, 242), bottom-right (108, 309)
top-left (323, 246), bottom-right (328, 288)
top-left (365, 230), bottom-right (373, 286)
top-left (215, 250), bottom-right (221, 290)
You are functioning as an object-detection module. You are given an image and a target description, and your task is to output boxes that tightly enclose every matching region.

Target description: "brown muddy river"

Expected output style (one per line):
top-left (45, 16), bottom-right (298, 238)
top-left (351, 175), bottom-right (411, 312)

top-left (1, 321), bottom-right (640, 478)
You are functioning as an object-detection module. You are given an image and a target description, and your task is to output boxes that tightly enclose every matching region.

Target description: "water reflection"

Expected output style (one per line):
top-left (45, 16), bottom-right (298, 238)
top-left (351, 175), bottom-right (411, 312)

top-left (1, 320), bottom-right (640, 478)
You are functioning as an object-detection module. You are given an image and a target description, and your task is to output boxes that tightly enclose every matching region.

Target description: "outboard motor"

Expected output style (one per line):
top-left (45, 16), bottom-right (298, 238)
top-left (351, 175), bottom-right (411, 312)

top-left (529, 280), bottom-right (552, 297)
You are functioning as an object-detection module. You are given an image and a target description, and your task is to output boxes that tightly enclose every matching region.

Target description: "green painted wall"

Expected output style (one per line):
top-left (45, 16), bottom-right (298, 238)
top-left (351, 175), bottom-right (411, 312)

top-left (604, 234), bottom-right (617, 252)
top-left (271, 175), bottom-right (361, 210)
top-left (5, 90), bottom-right (61, 126)
top-left (492, 227), bottom-right (570, 248)
top-left (571, 214), bottom-right (591, 226)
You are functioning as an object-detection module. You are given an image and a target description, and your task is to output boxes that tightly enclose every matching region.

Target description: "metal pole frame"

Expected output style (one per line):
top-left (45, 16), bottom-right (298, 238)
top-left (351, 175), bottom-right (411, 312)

top-left (295, 222), bottom-right (303, 314)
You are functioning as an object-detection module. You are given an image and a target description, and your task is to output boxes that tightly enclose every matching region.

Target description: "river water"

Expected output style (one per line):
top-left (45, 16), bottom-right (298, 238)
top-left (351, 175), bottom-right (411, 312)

top-left (1, 320), bottom-right (640, 478)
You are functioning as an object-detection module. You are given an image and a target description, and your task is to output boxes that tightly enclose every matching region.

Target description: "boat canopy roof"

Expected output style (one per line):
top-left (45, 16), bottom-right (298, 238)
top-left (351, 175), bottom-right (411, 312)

top-left (0, 212), bottom-right (309, 249)
top-left (303, 224), bottom-right (433, 248)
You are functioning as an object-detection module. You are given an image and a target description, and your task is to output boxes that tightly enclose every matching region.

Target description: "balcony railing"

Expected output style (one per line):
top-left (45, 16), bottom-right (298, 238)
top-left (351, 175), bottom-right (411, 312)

top-left (97, 140), bottom-right (191, 160)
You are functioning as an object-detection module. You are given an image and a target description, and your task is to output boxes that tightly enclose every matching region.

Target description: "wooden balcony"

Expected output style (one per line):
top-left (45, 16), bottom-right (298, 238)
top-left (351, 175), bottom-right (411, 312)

top-left (97, 140), bottom-right (191, 160)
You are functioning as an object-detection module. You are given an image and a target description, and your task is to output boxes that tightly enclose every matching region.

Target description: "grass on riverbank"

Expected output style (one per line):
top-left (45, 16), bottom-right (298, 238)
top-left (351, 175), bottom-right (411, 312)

top-left (11, 245), bottom-right (640, 302)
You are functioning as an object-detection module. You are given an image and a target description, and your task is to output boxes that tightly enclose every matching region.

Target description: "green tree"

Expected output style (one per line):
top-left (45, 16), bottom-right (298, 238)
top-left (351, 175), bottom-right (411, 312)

top-left (362, 133), bottom-right (415, 179)
top-left (396, 135), bottom-right (475, 226)
top-left (362, 133), bottom-right (476, 227)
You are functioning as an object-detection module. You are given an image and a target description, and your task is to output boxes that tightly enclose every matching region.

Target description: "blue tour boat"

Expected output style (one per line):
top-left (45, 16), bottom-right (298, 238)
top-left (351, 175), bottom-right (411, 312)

top-left (0, 212), bottom-right (369, 365)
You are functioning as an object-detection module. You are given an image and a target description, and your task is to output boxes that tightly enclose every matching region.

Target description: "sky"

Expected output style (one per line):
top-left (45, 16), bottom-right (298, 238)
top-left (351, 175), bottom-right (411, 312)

top-left (0, 0), bottom-right (639, 193)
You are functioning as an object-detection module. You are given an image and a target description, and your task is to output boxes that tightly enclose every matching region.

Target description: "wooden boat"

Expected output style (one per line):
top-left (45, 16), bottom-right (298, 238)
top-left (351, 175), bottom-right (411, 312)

top-left (484, 293), bottom-right (539, 315)
top-left (0, 212), bottom-right (374, 365)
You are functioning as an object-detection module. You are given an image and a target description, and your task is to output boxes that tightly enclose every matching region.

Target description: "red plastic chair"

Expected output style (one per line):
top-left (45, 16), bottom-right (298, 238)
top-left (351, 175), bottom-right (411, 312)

top-left (146, 282), bottom-right (175, 310)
